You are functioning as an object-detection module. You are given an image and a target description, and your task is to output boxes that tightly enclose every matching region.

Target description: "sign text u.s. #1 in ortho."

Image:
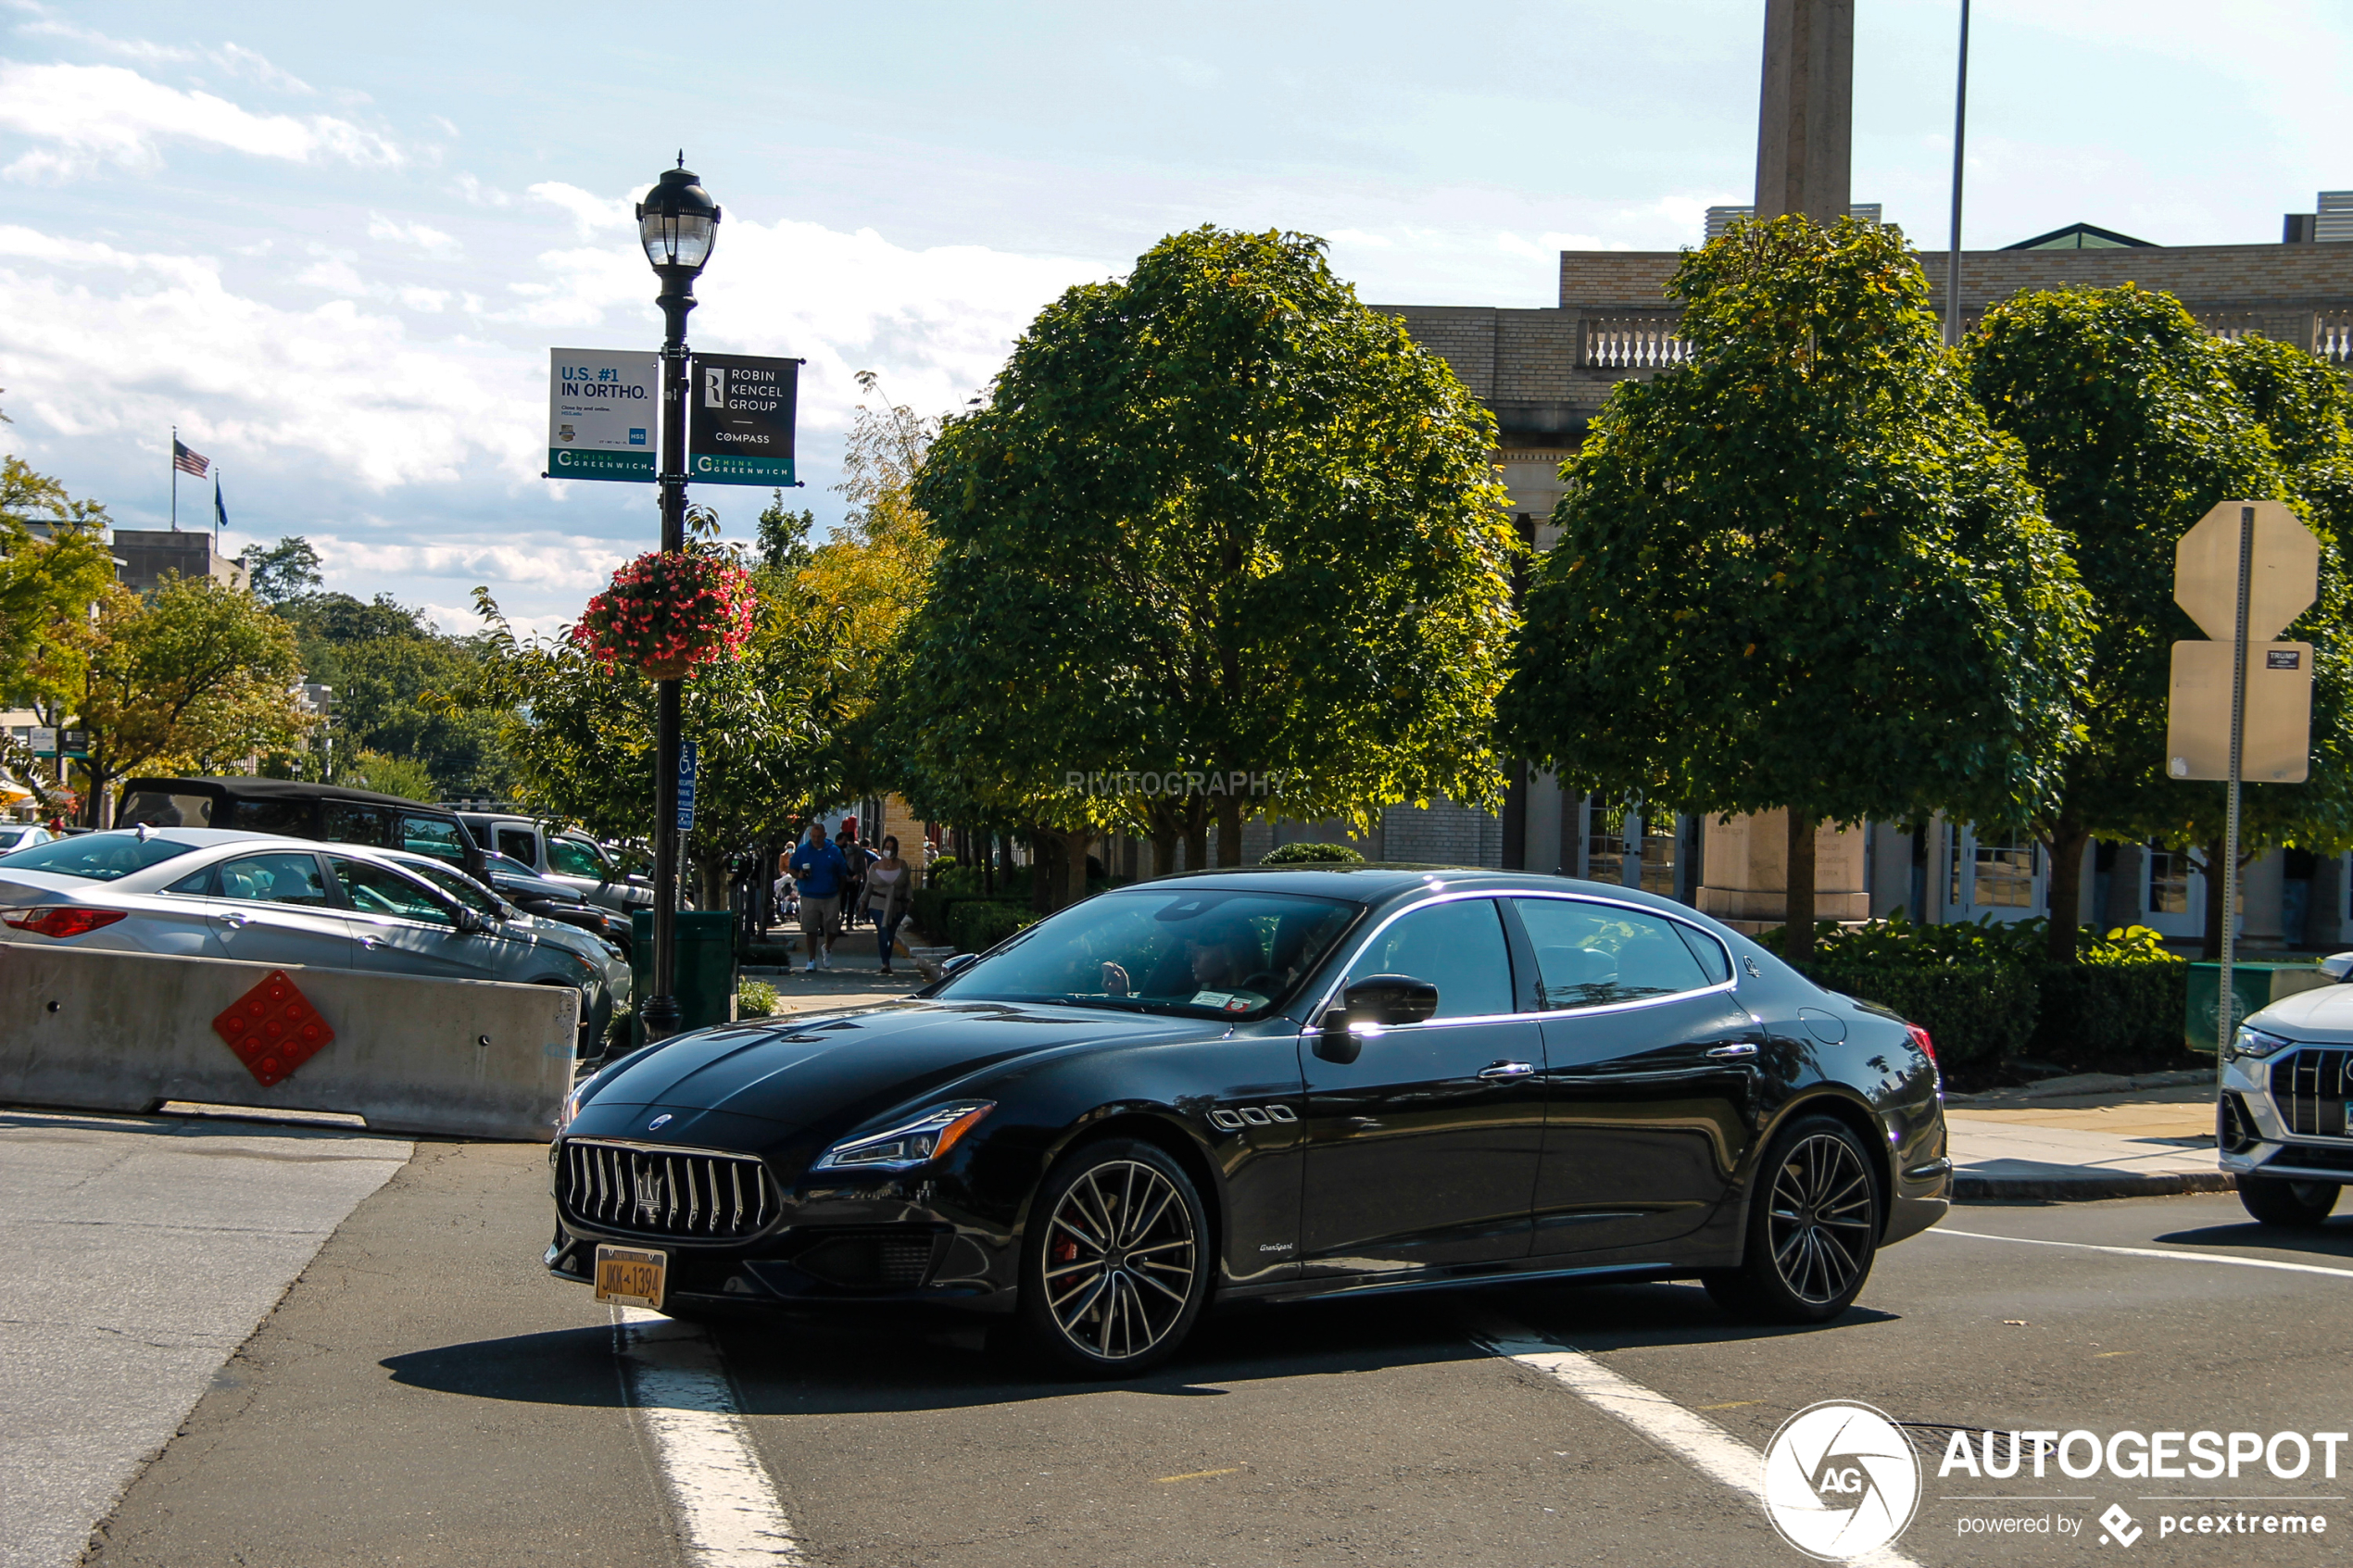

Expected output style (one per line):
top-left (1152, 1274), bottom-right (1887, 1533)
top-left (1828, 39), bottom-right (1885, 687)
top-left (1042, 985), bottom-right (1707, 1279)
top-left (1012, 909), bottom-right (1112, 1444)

top-left (546, 348), bottom-right (658, 483)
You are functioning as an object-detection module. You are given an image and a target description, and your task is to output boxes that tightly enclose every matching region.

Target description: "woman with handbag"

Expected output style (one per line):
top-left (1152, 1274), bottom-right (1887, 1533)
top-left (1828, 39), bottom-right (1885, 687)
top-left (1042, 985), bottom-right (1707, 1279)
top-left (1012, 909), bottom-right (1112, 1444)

top-left (864, 835), bottom-right (913, 975)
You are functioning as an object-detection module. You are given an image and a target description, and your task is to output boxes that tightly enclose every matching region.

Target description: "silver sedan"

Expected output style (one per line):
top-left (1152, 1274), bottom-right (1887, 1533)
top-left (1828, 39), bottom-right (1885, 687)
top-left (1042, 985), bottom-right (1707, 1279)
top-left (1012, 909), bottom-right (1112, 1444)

top-left (0, 827), bottom-right (616, 1054)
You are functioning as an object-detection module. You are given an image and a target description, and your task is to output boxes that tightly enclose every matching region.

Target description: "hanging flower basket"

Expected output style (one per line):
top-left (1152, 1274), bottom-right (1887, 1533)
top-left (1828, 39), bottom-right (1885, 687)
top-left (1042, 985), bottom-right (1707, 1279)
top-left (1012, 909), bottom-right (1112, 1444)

top-left (571, 549), bottom-right (756, 681)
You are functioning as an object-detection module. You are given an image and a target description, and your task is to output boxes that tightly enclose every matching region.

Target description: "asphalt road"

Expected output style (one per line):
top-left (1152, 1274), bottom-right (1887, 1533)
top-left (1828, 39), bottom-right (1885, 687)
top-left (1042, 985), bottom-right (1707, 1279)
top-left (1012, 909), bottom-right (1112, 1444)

top-left (31, 1123), bottom-right (2353, 1568)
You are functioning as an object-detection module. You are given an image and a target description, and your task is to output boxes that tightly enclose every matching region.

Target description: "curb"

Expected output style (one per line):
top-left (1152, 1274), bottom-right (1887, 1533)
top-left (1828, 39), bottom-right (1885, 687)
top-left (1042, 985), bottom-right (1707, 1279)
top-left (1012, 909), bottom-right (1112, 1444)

top-left (1944, 1069), bottom-right (2215, 1108)
top-left (1954, 1169), bottom-right (2239, 1201)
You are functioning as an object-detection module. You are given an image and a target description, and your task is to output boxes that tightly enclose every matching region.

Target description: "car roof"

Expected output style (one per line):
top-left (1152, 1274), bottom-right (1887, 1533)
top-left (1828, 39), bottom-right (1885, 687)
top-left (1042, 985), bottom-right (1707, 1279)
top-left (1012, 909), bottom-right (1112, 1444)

top-left (1135, 864), bottom-right (1726, 923)
top-left (124, 776), bottom-right (457, 813)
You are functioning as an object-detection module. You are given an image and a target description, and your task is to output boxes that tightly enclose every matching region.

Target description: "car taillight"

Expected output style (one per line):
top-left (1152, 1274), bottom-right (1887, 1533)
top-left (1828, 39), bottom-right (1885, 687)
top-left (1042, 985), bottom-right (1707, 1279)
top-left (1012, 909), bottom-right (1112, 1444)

top-left (1906, 1022), bottom-right (1936, 1065)
top-left (3, 906), bottom-right (129, 938)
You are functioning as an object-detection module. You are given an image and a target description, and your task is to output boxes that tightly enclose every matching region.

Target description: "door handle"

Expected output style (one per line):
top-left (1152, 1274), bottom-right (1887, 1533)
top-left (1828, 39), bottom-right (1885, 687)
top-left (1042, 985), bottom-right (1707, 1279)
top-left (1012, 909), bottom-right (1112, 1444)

top-left (1706, 1044), bottom-right (1759, 1059)
top-left (1478, 1060), bottom-right (1537, 1079)
top-left (360, 935), bottom-right (383, 950)
top-left (221, 914), bottom-right (249, 928)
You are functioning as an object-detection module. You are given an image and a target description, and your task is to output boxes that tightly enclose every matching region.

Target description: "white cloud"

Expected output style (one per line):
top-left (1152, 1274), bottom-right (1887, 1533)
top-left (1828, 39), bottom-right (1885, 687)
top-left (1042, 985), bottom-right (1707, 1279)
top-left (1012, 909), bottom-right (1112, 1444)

top-left (453, 173), bottom-right (511, 207)
top-left (296, 257), bottom-right (366, 294)
top-left (367, 213), bottom-right (460, 257)
top-left (18, 23), bottom-right (314, 94)
top-left (528, 181), bottom-right (630, 238)
top-left (320, 533), bottom-right (625, 596)
top-left (0, 60), bottom-right (400, 181)
top-left (396, 285), bottom-right (449, 313)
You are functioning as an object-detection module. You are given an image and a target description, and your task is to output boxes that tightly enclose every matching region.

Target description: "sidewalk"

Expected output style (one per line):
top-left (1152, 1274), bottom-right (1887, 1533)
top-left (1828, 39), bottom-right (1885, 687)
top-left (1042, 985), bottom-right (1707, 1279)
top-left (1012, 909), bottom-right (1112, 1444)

top-left (741, 924), bottom-right (925, 1017)
top-left (1944, 1071), bottom-right (2234, 1200)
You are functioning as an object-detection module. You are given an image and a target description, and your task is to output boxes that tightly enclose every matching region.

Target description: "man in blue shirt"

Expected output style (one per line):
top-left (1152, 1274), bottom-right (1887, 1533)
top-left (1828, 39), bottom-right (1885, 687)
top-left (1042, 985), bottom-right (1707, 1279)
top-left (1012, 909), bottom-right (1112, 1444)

top-left (787, 822), bottom-right (849, 972)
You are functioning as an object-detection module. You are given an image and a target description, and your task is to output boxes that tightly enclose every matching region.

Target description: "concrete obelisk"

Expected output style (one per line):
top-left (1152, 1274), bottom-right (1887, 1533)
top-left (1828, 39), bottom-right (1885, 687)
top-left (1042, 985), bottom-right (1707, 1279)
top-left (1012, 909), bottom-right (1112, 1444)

top-left (1754, 0), bottom-right (1854, 222)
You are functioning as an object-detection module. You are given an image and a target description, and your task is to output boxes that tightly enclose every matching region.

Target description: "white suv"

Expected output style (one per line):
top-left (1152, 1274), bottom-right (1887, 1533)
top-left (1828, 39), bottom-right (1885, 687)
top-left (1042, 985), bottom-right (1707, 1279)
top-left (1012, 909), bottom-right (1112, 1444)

top-left (457, 814), bottom-right (652, 917)
top-left (2219, 957), bottom-right (2353, 1227)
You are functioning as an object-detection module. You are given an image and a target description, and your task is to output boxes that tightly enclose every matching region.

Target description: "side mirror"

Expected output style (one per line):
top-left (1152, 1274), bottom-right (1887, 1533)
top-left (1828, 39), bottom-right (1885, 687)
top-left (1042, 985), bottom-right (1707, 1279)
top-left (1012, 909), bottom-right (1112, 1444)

top-left (456, 908), bottom-right (485, 935)
top-left (1346, 973), bottom-right (1441, 1026)
top-left (2323, 952), bottom-right (2353, 984)
top-left (1314, 975), bottom-right (1441, 1064)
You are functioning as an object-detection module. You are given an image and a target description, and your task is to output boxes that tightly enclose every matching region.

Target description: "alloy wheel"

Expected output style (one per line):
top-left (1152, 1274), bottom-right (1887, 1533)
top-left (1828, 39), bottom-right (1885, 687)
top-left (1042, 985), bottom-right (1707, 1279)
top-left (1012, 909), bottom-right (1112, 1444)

top-left (1765, 1132), bottom-right (1874, 1305)
top-left (1042, 1159), bottom-right (1199, 1362)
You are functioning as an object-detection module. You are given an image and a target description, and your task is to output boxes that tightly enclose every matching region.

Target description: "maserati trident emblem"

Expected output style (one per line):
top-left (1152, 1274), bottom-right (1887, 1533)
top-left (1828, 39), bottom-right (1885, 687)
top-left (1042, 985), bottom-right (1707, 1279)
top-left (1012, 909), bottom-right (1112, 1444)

top-left (633, 1166), bottom-right (666, 1222)
top-left (647, 1113), bottom-right (673, 1131)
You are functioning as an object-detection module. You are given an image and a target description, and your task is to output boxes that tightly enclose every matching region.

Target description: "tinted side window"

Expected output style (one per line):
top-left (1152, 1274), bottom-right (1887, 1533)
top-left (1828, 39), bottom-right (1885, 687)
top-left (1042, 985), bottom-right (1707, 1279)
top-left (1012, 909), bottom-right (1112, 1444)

top-left (321, 801), bottom-right (391, 847)
top-left (122, 790), bottom-right (214, 828)
top-left (1674, 923), bottom-right (1734, 985)
top-left (496, 826), bottom-right (537, 863)
top-left (1514, 899), bottom-right (1713, 1010)
top-left (408, 862), bottom-right (501, 919)
top-left (333, 859), bottom-right (455, 926)
top-left (232, 798), bottom-right (314, 834)
top-left (400, 813), bottom-right (465, 864)
top-left (217, 852), bottom-right (333, 907)
top-left (546, 836), bottom-right (605, 879)
top-left (1346, 899), bottom-right (1514, 1020)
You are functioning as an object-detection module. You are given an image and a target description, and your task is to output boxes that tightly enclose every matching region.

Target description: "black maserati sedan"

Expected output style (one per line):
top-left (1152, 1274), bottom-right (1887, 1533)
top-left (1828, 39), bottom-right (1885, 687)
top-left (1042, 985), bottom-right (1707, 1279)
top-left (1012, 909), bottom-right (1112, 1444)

top-left (546, 867), bottom-right (1949, 1374)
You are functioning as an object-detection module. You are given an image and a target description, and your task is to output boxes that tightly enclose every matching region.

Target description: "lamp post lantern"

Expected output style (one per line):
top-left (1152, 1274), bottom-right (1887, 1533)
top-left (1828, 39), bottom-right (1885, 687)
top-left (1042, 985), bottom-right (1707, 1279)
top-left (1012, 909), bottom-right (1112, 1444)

top-left (635, 156), bottom-right (720, 1042)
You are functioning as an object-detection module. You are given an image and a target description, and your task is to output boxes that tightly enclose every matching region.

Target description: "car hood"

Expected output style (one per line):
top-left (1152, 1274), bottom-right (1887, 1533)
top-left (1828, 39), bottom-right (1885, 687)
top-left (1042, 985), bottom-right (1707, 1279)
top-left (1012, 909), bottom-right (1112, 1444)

top-left (568, 997), bottom-right (1216, 1161)
top-left (2253, 981), bottom-right (2353, 1043)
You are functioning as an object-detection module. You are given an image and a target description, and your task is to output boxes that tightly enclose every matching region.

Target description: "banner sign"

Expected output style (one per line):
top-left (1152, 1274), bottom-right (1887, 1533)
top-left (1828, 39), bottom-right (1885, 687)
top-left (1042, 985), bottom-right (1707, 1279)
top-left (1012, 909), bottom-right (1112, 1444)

top-left (686, 354), bottom-right (799, 485)
top-left (547, 349), bottom-right (659, 483)
top-left (676, 740), bottom-right (698, 834)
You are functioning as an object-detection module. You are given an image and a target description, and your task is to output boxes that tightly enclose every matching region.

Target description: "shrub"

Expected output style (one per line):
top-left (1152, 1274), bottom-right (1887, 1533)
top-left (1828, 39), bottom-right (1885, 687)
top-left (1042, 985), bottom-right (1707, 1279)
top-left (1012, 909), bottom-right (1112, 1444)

top-left (2030, 960), bottom-right (2189, 1060)
top-left (1796, 960), bottom-right (2039, 1070)
top-left (737, 980), bottom-right (779, 1018)
top-left (950, 899), bottom-right (1036, 953)
top-left (1261, 842), bottom-right (1365, 865)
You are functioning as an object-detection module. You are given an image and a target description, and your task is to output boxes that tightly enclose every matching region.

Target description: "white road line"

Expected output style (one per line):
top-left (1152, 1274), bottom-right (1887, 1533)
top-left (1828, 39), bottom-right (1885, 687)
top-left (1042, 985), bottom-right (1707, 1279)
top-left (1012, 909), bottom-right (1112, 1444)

top-left (1474, 1317), bottom-right (1928, 1568)
top-left (612, 1306), bottom-right (804, 1565)
top-left (1930, 1226), bottom-right (2353, 1281)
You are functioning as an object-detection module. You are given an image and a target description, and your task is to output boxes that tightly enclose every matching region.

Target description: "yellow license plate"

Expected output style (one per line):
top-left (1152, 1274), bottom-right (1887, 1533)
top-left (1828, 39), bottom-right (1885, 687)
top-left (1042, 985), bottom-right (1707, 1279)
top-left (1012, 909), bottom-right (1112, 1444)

top-left (594, 1244), bottom-right (667, 1310)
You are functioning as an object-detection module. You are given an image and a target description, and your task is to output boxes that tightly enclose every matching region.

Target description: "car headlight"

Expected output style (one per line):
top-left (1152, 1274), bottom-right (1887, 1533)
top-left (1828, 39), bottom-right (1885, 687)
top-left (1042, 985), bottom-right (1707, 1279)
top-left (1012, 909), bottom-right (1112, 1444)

top-left (556, 1078), bottom-right (595, 1135)
top-left (2230, 1026), bottom-right (2294, 1060)
top-left (812, 1101), bottom-right (993, 1172)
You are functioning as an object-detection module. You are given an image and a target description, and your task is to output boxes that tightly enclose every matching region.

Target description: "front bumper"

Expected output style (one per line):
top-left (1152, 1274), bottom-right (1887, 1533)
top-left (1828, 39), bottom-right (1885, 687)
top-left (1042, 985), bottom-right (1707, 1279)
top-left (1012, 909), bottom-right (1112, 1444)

top-left (2218, 1047), bottom-right (2353, 1184)
top-left (544, 1138), bottom-right (1021, 1313)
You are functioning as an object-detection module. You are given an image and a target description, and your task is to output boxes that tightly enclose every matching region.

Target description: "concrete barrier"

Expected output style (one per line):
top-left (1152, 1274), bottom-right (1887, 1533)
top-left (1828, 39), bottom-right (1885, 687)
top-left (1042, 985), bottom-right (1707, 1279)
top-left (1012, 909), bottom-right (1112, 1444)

top-left (0, 941), bottom-right (575, 1140)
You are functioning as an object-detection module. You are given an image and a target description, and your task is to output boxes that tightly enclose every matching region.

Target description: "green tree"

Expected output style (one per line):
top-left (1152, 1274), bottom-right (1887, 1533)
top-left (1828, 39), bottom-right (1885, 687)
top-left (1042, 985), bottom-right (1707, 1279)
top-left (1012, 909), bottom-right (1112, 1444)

top-left (1964, 286), bottom-right (2353, 958)
top-left (245, 535), bottom-right (323, 605)
top-left (0, 454), bottom-right (118, 712)
top-left (343, 748), bottom-right (436, 801)
top-left (894, 225), bottom-right (1518, 906)
top-left (1498, 217), bottom-right (2093, 961)
top-left (68, 577), bottom-right (309, 824)
top-left (274, 591), bottom-right (510, 797)
top-left (462, 556), bottom-right (837, 908)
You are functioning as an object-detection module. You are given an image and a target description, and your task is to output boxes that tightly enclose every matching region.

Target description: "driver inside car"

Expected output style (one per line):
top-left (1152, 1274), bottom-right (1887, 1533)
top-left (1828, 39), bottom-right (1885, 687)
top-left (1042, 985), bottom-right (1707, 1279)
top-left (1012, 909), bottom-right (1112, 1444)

top-left (1100, 920), bottom-right (1266, 1000)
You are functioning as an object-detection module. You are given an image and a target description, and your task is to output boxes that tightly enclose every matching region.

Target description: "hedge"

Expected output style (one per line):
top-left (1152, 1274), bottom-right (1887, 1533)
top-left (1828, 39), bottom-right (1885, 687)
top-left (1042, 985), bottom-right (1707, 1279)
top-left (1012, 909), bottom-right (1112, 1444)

top-left (2029, 960), bottom-right (2189, 1060)
top-left (950, 899), bottom-right (1036, 953)
top-left (1794, 960), bottom-right (2039, 1070)
top-left (1261, 842), bottom-right (1365, 865)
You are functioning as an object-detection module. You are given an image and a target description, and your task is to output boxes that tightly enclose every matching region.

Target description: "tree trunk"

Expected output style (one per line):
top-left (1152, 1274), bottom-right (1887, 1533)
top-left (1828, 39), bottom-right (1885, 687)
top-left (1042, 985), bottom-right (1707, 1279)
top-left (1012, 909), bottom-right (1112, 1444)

top-left (1061, 828), bottom-right (1093, 908)
top-left (982, 829), bottom-right (996, 897)
top-left (1216, 795), bottom-right (1243, 867)
top-left (2040, 817), bottom-right (2093, 963)
top-left (1147, 800), bottom-right (1179, 881)
top-left (1182, 797), bottom-right (1208, 875)
top-left (1784, 809), bottom-right (1818, 963)
top-left (2200, 836), bottom-right (2229, 960)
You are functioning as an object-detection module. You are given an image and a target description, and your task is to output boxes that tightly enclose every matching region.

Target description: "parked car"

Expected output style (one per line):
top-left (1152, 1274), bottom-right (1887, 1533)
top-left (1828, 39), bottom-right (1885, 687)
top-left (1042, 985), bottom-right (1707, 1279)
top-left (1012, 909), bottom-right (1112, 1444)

top-left (478, 850), bottom-right (636, 959)
top-left (457, 811), bottom-right (651, 916)
top-left (2218, 955), bottom-right (2353, 1227)
top-left (547, 866), bottom-right (1949, 1375)
top-left (120, 778), bottom-right (485, 879)
top-left (0, 827), bottom-right (612, 1054)
top-left (379, 846), bottom-right (629, 1046)
top-left (0, 824), bottom-right (53, 852)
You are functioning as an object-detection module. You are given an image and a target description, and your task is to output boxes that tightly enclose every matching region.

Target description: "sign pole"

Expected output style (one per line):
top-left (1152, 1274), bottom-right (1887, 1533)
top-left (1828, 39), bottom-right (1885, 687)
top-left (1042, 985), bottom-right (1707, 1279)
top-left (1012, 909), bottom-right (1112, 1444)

top-left (2219, 505), bottom-right (2255, 1066)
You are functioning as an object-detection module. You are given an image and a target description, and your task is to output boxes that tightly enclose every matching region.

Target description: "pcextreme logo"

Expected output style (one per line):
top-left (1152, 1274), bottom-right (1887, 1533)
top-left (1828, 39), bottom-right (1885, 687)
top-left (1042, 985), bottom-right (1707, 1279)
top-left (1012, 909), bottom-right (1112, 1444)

top-left (1762, 1401), bottom-right (1923, 1562)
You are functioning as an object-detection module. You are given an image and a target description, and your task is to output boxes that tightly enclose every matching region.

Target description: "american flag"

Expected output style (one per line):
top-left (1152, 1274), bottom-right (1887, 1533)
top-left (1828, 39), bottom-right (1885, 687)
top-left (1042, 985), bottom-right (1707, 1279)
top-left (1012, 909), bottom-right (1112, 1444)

top-left (172, 439), bottom-right (209, 478)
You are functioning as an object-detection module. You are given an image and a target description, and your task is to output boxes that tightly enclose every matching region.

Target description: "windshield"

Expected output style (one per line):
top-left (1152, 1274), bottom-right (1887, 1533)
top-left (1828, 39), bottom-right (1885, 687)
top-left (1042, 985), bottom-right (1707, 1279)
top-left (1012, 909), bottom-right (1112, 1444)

top-left (0, 832), bottom-right (199, 882)
top-left (933, 887), bottom-right (1360, 1018)
top-left (403, 859), bottom-right (504, 919)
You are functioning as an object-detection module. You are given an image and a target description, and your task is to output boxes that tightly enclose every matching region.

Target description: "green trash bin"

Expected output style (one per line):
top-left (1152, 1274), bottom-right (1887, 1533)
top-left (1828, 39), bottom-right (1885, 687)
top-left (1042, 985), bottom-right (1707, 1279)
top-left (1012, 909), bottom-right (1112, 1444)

top-left (2185, 960), bottom-right (2330, 1053)
top-left (629, 910), bottom-right (741, 1050)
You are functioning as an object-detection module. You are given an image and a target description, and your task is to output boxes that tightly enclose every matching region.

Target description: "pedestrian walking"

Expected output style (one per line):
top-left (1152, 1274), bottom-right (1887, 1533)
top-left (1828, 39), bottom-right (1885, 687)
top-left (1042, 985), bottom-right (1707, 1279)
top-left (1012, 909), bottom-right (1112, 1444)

top-left (835, 826), bottom-right (875, 932)
top-left (787, 822), bottom-right (849, 972)
top-left (864, 835), bottom-right (913, 975)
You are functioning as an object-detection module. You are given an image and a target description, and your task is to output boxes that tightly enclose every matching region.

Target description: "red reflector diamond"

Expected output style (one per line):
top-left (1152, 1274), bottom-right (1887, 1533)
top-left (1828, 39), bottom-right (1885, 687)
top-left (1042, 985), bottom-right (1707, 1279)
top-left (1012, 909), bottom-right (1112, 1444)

top-left (211, 970), bottom-right (335, 1087)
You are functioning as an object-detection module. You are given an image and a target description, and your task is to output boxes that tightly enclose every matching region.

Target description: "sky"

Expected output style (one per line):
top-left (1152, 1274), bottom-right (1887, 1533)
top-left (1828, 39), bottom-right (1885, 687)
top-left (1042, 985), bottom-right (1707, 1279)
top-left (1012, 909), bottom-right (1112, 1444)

top-left (1, 0), bottom-right (2349, 637)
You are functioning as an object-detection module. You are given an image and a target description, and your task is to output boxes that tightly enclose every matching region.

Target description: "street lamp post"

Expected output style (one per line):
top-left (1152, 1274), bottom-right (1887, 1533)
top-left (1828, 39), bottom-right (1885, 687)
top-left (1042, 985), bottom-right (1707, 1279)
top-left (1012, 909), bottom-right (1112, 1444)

top-left (635, 157), bottom-right (721, 1042)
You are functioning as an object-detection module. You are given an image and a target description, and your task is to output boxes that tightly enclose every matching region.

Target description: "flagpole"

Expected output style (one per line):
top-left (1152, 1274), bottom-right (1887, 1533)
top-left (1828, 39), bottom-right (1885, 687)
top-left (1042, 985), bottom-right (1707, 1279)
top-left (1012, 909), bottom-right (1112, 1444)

top-left (170, 423), bottom-right (178, 532)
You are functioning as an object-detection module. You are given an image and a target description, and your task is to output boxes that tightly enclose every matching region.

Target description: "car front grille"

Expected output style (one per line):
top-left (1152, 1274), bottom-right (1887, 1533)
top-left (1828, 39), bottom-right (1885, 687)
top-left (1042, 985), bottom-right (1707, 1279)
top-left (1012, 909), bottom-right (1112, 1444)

top-left (2270, 1049), bottom-right (2352, 1139)
top-left (2261, 1143), bottom-right (2353, 1174)
top-left (559, 1139), bottom-right (777, 1241)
